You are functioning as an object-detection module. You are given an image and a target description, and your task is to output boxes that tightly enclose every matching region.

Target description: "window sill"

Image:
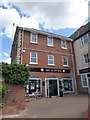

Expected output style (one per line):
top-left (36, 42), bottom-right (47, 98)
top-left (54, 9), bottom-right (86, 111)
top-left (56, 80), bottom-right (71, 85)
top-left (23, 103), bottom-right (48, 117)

top-left (47, 45), bottom-right (54, 47)
top-left (29, 63), bottom-right (38, 65)
top-left (30, 41), bottom-right (38, 44)
top-left (61, 47), bottom-right (67, 49)
top-left (63, 65), bottom-right (69, 67)
top-left (48, 64), bottom-right (55, 66)
top-left (82, 86), bottom-right (88, 88)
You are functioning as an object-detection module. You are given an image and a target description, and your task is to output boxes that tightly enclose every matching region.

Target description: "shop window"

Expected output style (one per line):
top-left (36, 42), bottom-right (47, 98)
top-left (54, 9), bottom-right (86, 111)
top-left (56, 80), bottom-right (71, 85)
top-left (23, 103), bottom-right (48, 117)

top-left (27, 79), bottom-right (42, 94)
top-left (62, 78), bottom-right (73, 92)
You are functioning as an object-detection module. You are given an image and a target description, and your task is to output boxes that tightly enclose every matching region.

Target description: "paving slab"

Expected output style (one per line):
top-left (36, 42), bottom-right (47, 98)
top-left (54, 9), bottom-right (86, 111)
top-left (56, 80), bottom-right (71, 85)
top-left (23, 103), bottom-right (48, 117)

top-left (3, 94), bottom-right (89, 118)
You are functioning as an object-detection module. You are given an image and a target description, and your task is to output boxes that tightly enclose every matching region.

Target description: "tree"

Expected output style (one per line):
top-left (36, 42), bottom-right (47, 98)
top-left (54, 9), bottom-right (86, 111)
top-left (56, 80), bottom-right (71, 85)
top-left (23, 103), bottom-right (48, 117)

top-left (1, 62), bottom-right (30, 85)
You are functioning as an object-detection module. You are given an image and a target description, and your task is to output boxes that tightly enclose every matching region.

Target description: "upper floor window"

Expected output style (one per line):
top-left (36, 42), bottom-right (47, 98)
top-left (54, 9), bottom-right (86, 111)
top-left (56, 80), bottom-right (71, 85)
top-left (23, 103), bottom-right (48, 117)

top-left (47, 37), bottom-right (54, 47)
top-left (48, 55), bottom-right (54, 65)
top-left (83, 54), bottom-right (90, 64)
top-left (30, 33), bottom-right (38, 44)
top-left (30, 52), bottom-right (38, 64)
top-left (80, 33), bottom-right (90, 45)
top-left (81, 74), bottom-right (88, 87)
top-left (62, 56), bottom-right (68, 66)
top-left (61, 40), bottom-right (67, 49)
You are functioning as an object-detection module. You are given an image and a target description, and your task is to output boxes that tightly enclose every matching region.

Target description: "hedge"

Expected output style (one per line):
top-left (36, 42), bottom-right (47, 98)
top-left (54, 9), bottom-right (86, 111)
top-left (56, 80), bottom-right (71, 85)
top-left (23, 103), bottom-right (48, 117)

top-left (1, 62), bottom-right (30, 85)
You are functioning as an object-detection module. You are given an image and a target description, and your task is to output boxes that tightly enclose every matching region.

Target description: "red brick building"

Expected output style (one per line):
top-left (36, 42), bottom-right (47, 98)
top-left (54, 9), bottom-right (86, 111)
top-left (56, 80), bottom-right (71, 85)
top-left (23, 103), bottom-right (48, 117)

top-left (11, 26), bottom-right (76, 97)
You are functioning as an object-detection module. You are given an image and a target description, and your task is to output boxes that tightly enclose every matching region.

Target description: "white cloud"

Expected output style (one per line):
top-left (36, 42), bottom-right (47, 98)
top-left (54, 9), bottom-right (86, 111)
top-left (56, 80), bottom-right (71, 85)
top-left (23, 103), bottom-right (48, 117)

top-left (0, 0), bottom-right (89, 39)
top-left (0, 5), bottom-right (39, 39)
top-left (3, 52), bottom-right (9, 57)
top-left (1, 58), bottom-right (11, 64)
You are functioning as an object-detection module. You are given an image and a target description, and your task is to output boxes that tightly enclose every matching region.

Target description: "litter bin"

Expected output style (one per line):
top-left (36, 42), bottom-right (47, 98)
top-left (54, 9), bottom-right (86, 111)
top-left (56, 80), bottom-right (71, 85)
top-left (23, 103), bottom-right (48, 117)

top-left (60, 91), bottom-right (63, 97)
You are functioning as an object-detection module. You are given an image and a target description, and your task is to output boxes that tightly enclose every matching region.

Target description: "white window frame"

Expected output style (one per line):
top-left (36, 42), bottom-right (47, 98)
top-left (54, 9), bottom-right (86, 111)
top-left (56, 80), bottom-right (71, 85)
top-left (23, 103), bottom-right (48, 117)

top-left (48, 55), bottom-right (55, 66)
top-left (61, 40), bottom-right (67, 49)
top-left (47, 37), bottom-right (54, 47)
top-left (80, 33), bottom-right (89, 46)
top-left (81, 74), bottom-right (88, 87)
top-left (83, 54), bottom-right (90, 64)
top-left (30, 52), bottom-right (38, 64)
top-left (62, 56), bottom-right (68, 67)
top-left (30, 33), bottom-right (38, 44)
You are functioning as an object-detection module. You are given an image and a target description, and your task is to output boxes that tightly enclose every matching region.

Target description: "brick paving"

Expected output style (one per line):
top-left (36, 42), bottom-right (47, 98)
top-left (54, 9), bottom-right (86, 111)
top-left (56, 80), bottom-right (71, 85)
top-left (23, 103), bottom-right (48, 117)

top-left (3, 94), bottom-right (89, 118)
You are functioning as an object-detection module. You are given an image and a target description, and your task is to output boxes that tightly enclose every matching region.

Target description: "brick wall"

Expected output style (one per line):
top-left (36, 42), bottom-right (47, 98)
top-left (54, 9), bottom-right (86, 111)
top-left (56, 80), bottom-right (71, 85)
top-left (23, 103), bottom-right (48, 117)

top-left (0, 83), bottom-right (25, 115)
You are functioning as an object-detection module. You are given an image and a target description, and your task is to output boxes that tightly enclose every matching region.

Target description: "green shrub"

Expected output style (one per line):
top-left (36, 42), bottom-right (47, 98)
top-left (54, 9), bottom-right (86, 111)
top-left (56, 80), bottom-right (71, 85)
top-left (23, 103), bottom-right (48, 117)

top-left (1, 62), bottom-right (29, 85)
top-left (0, 83), bottom-right (7, 108)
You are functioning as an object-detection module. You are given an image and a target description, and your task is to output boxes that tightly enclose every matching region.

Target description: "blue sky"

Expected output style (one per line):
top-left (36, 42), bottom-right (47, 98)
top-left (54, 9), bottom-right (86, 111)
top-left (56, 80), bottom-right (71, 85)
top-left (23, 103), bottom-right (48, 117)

top-left (0, 0), bottom-right (90, 64)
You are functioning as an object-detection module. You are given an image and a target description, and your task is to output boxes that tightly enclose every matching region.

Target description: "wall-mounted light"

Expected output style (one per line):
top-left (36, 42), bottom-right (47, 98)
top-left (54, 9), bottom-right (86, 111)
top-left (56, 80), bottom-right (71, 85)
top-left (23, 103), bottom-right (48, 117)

top-left (23, 50), bottom-right (25, 53)
top-left (26, 64), bottom-right (29, 66)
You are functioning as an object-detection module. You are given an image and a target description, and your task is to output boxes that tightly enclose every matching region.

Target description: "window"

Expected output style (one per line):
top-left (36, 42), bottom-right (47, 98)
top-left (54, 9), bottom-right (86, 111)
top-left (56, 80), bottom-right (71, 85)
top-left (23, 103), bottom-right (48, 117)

top-left (30, 33), bottom-right (38, 43)
top-left (62, 56), bottom-right (68, 66)
top-left (48, 55), bottom-right (54, 65)
top-left (26, 79), bottom-right (42, 95)
top-left (81, 74), bottom-right (88, 87)
top-left (47, 37), bottom-right (54, 47)
top-left (80, 33), bottom-right (90, 45)
top-left (30, 52), bottom-right (38, 64)
top-left (83, 54), bottom-right (90, 64)
top-left (62, 78), bottom-right (73, 92)
top-left (61, 40), bottom-right (67, 49)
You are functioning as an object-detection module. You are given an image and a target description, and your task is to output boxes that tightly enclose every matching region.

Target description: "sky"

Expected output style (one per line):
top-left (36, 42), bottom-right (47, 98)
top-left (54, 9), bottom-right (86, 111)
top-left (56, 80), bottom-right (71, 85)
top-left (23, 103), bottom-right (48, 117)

top-left (0, 0), bottom-right (90, 64)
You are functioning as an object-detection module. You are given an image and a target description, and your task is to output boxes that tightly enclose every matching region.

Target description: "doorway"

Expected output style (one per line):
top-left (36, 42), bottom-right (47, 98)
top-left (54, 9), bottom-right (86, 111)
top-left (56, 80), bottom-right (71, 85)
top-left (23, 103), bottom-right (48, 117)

top-left (45, 78), bottom-right (59, 97)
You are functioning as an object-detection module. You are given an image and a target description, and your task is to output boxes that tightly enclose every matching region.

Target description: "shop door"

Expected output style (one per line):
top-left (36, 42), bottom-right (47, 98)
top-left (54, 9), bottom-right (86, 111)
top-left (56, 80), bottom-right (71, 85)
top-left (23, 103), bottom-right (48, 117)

top-left (49, 80), bottom-right (58, 96)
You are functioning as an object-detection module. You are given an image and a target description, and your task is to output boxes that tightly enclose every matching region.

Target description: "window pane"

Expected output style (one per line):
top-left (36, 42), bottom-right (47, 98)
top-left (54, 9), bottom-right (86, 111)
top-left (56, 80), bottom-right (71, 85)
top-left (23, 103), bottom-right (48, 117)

top-left (31, 58), bottom-right (36, 63)
top-left (31, 33), bottom-right (37, 43)
top-left (81, 75), bottom-right (88, 87)
top-left (84, 54), bottom-right (89, 63)
top-left (30, 52), bottom-right (37, 63)
top-left (48, 37), bottom-right (53, 46)
top-left (31, 52), bottom-right (36, 57)
top-left (63, 56), bottom-right (68, 66)
top-left (48, 55), bottom-right (54, 65)
top-left (61, 40), bottom-right (66, 48)
top-left (81, 33), bottom-right (89, 45)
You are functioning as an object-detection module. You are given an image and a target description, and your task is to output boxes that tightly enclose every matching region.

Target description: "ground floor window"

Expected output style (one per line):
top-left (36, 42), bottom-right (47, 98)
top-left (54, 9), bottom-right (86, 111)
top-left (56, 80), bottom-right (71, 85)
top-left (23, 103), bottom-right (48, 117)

top-left (29, 80), bottom-right (41, 93)
top-left (26, 77), bottom-right (42, 95)
top-left (62, 78), bottom-right (73, 92)
top-left (81, 74), bottom-right (88, 87)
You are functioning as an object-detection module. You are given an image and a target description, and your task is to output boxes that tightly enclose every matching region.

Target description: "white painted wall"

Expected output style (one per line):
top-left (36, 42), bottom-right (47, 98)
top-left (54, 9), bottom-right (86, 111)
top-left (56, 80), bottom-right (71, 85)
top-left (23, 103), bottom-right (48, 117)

top-left (74, 38), bottom-right (89, 75)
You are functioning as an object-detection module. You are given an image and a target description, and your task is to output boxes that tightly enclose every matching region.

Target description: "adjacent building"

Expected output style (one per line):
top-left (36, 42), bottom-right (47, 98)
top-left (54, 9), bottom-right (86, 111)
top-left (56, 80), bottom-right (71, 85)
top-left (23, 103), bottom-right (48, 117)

top-left (70, 22), bottom-right (90, 94)
top-left (11, 26), bottom-right (76, 97)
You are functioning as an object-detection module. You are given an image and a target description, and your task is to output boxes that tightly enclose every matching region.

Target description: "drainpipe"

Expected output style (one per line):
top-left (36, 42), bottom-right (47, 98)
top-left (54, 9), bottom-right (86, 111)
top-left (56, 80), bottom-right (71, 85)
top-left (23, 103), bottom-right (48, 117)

top-left (70, 41), bottom-right (77, 94)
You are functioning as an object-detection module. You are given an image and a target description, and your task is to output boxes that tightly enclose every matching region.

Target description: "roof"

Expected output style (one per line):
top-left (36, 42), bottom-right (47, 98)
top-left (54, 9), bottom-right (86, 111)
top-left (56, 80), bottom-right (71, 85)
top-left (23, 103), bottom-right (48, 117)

top-left (16, 26), bottom-right (73, 41)
top-left (70, 22), bottom-right (90, 40)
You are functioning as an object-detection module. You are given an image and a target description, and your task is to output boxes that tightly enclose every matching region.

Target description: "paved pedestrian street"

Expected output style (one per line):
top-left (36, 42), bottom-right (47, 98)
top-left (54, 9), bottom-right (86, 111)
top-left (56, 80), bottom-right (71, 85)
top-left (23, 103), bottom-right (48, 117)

top-left (3, 94), bottom-right (89, 118)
